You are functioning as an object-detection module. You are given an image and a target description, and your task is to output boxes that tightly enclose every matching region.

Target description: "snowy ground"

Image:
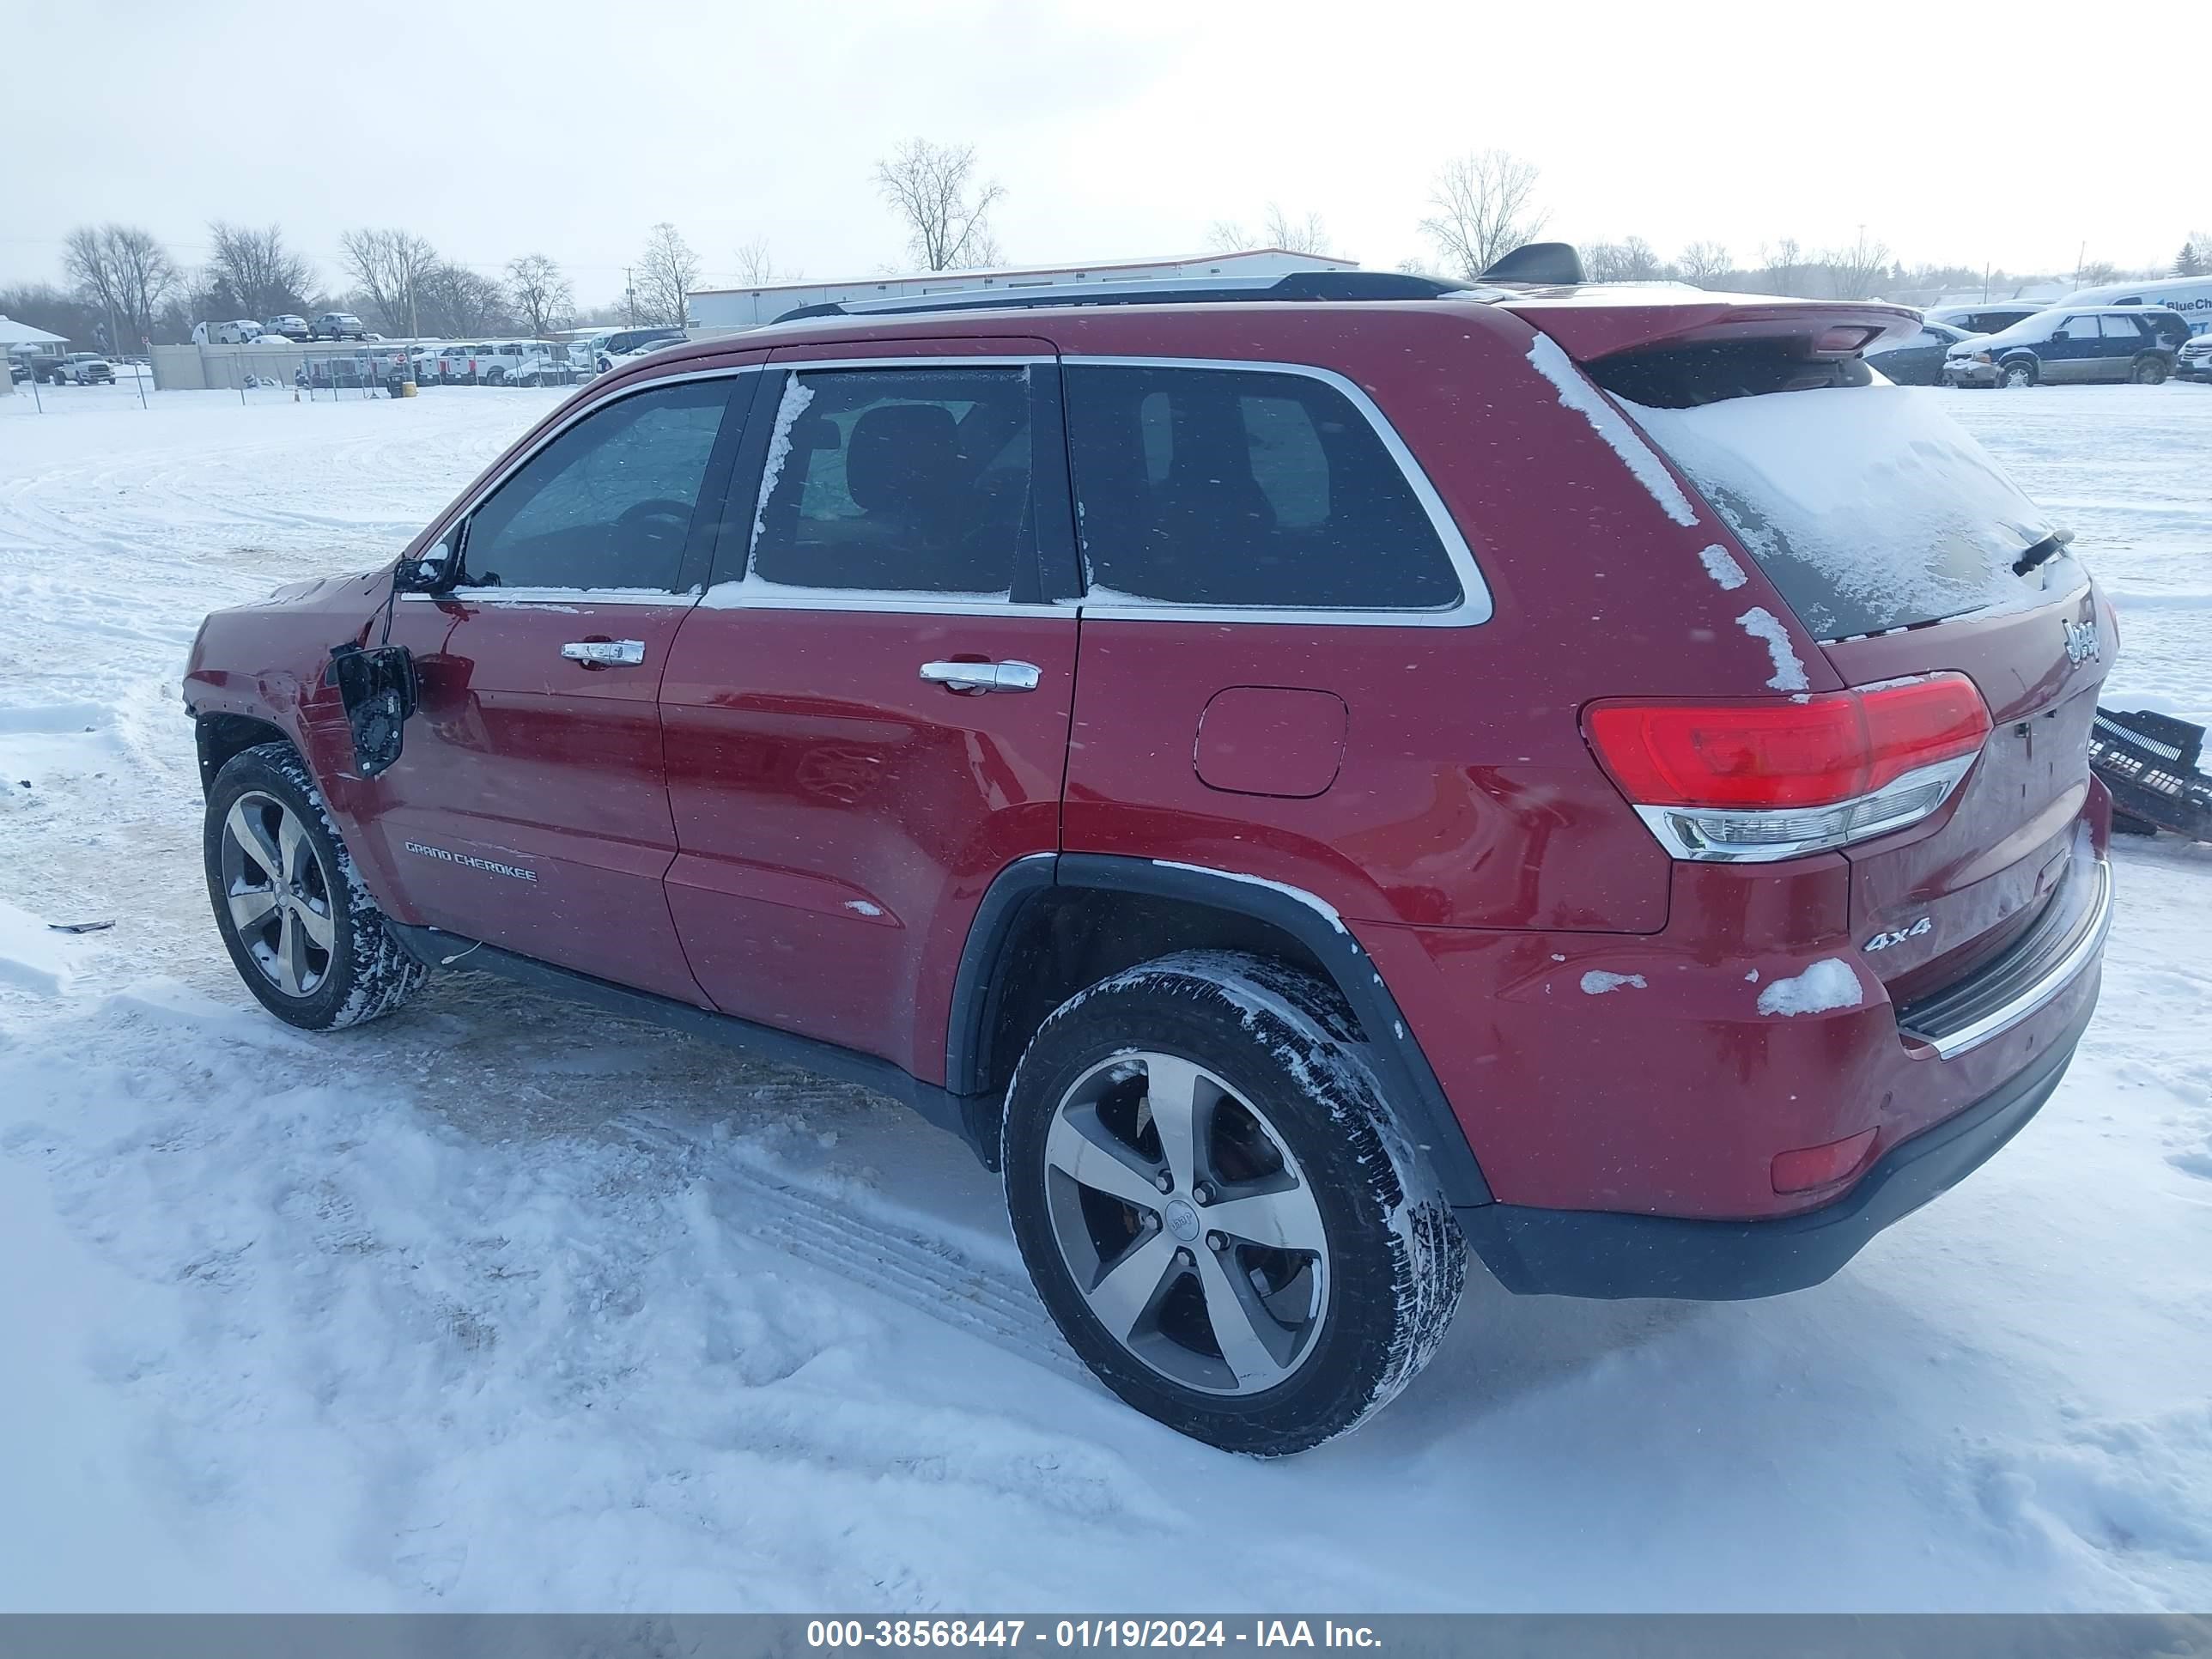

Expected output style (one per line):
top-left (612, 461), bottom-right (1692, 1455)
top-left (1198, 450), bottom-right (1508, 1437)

top-left (2, 382), bottom-right (2209, 1613)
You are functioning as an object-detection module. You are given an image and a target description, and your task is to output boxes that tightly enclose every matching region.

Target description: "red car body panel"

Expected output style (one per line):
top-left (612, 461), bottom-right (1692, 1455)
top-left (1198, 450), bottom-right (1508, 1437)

top-left (182, 290), bottom-right (2112, 1273)
top-left (661, 605), bottom-right (1077, 1077)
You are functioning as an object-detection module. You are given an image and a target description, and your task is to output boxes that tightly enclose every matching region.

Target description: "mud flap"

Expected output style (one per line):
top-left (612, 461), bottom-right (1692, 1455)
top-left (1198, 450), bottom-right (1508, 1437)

top-left (325, 642), bottom-right (417, 778)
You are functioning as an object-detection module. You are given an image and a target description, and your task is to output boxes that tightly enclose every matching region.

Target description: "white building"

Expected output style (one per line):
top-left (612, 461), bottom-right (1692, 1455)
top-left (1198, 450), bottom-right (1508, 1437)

top-left (688, 247), bottom-right (1358, 331)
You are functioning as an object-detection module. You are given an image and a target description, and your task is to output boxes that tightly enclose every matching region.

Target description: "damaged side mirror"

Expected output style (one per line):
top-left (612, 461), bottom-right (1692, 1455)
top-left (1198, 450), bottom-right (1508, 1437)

top-left (325, 641), bottom-right (417, 778)
top-left (393, 528), bottom-right (459, 594)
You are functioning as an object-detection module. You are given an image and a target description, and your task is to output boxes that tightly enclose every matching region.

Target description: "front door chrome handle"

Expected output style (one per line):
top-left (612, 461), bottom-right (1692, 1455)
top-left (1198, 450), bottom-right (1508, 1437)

top-left (919, 659), bottom-right (1042, 694)
top-left (561, 639), bottom-right (646, 666)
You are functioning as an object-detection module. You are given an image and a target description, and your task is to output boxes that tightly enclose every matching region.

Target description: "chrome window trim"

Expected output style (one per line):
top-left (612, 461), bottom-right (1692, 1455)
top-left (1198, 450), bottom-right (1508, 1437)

top-left (408, 353), bottom-right (1494, 627)
top-left (398, 587), bottom-right (701, 608)
top-left (1056, 354), bottom-right (1492, 629)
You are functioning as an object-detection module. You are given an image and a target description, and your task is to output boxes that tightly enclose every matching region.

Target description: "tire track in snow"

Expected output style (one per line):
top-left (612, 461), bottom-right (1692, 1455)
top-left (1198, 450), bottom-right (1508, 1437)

top-left (618, 1116), bottom-right (1087, 1383)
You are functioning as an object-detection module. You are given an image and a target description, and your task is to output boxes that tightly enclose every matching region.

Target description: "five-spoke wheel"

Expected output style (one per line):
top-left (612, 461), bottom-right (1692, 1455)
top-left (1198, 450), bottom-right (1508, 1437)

top-left (218, 791), bottom-right (337, 999)
top-left (1043, 1051), bottom-right (1331, 1396)
top-left (1003, 951), bottom-right (1466, 1455)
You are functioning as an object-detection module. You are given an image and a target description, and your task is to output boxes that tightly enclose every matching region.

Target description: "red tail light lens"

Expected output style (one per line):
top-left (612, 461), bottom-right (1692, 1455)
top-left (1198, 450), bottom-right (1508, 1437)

top-left (1585, 674), bottom-right (1990, 811)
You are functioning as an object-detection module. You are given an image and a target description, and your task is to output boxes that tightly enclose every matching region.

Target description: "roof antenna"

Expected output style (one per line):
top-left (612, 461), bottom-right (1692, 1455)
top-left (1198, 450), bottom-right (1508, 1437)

top-left (1478, 242), bottom-right (1587, 285)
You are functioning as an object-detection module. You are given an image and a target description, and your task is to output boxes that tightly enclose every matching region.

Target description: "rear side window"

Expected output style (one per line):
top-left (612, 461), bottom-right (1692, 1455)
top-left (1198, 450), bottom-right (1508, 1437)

top-left (459, 378), bottom-right (733, 592)
top-left (1062, 364), bottom-right (1460, 610)
top-left (744, 366), bottom-right (1034, 597)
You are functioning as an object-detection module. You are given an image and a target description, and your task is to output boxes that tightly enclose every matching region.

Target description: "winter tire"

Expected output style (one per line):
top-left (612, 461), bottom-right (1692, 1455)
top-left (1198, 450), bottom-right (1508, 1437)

top-left (2000, 361), bottom-right (2037, 389)
top-left (204, 741), bottom-right (426, 1031)
top-left (1002, 951), bottom-right (1465, 1455)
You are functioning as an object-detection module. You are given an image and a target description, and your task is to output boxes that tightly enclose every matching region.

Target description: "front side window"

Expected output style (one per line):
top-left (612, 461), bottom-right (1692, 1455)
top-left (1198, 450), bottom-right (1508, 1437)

top-left (459, 377), bottom-right (733, 592)
top-left (744, 366), bottom-right (1034, 597)
top-left (1062, 364), bottom-right (1460, 610)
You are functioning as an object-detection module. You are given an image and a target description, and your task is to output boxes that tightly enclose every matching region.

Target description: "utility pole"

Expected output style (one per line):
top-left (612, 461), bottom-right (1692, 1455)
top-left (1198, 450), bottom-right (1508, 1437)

top-left (623, 268), bottom-right (635, 326)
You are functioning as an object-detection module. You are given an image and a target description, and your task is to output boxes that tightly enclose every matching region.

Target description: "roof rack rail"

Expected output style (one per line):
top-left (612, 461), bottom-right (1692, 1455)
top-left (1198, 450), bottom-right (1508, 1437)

top-left (772, 270), bottom-right (1469, 325)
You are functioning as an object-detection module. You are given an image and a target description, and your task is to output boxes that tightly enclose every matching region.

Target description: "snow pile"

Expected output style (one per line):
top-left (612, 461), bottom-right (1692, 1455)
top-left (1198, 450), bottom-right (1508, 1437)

top-left (1580, 970), bottom-right (1647, 996)
top-left (1735, 606), bottom-right (1810, 692)
top-left (0, 898), bottom-right (76, 996)
top-left (1756, 959), bottom-right (1863, 1018)
top-left (1698, 544), bottom-right (1749, 591)
top-left (750, 375), bottom-right (815, 546)
top-left (1630, 385), bottom-right (2059, 639)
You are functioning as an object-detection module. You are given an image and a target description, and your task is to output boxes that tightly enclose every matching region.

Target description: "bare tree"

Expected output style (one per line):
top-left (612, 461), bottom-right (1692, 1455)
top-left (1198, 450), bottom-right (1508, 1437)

top-left (1822, 230), bottom-right (1893, 299)
top-left (420, 264), bottom-right (511, 337)
top-left (338, 228), bottom-right (441, 336)
top-left (1585, 236), bottom-right (1669, 283)
top-left (504, 253), bottom-right (574, 337)
top-left (1677, 240), bottom-right (1733, 287)
top-left (1419, 150), bottom-right (1548, 280)
top-left (1209, 205), bottom-right (1334, 256)
top-left (873, 138), bottom-right (1006, 271)
top-left (732, 237), bottom-right (798, 285)
top-left (205, 222), bottom-right (313, 319)
top-left (1759, 237), bottom-right (1804, 296)
top-left (62, 224), bottom-right (179, 352)
top-left (633, 223), bottom-right (702, 325)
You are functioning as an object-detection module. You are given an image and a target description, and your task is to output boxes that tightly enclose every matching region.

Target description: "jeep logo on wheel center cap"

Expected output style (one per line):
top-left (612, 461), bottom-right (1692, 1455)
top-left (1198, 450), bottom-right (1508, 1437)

top-left (1164, 1199), bottom-right (1201, 1241)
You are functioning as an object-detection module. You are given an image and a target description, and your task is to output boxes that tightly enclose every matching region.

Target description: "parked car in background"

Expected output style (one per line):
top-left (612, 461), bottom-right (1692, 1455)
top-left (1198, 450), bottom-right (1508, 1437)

top-left (8, 356), bottom-right (27, 384)
top-left (262, 314), bottom-right (311, 341)
top-left (504, 348), bottom-right (581, 387)
top-left (406, 346), bottom-right (446, 385)
top-left (1869, 319), bottom-right (1974, 386)
top-left (1944, 306), bottom-right (2180, 386)
top-left (2176, 332), bottom-right (2212, 381)
top-left (185, 270), bottom-right (2113, 1454)
top-left (1925, 301), bottom-right (2050, 335)
top-left (2054, 276), bottom-right (2212, 340)
top-left (206, 319), bottom-right (264, 344)
top-left (309, 312), bottom-right (367, 341)
top-left (593, 326), bottom-right (684, 373)
top-left (58, 353), bottom-right (115, 385)
top-left (474, 341), bottom-right (542, 386)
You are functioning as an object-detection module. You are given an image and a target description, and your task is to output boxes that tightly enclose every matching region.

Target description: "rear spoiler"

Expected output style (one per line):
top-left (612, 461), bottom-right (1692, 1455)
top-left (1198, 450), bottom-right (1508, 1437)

top-left (1497, 289), bottom-right (1922, 361)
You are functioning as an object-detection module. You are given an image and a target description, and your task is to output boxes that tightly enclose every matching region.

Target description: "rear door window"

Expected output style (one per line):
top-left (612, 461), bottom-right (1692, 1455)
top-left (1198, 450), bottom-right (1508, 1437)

top-left (1061, 364), bottom-right (1461, 610)
top-left (740, 366), bottom-right (1035, 598)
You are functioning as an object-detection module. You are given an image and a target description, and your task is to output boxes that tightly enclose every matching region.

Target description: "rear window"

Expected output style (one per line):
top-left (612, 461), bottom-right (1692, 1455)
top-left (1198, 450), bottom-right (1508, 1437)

top-left (1624, 382), bottom-right (2070, 640)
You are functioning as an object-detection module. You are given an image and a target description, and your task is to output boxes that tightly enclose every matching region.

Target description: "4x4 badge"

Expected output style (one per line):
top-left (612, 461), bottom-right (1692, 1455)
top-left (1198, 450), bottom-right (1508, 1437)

top-left (2063, 617), bottom-right (2100, 665)
top-left (1865, 916), bottom-right (1932, 952)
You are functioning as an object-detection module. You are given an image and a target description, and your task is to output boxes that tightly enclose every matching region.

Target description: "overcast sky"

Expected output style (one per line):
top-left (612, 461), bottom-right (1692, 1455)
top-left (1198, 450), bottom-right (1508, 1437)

top-left (4, 0), bottom-right (2197, 304)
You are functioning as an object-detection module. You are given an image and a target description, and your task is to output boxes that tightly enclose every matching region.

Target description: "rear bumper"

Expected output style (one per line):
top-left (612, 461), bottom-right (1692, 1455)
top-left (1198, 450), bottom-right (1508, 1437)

top-left (1459, 991), bottom-right (2095, 1300)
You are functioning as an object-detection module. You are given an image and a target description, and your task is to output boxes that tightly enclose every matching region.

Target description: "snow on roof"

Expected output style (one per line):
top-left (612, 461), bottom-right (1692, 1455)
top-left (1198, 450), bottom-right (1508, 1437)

top-left (0, 316), bottom-right (68, 346)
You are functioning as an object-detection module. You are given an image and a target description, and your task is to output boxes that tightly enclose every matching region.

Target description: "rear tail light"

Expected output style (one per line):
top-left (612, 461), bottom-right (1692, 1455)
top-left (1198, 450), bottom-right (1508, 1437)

top-left (1584, 673), bottom-right (1990, 863)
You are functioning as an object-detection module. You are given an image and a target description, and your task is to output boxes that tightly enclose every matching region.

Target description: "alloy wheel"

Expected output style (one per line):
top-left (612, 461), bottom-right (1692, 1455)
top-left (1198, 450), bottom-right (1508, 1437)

top-left (217, 791), bottom-right (337, 998)
top-left (1042, 1051), bottom-right (1330, 1395)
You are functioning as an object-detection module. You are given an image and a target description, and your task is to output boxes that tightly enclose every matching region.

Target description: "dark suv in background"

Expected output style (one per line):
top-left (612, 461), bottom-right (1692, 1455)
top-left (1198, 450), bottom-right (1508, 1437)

top-left (1946, 305), bottom-right (2185, 386)
top-left (185, 263), bottom-right (2114, 1454)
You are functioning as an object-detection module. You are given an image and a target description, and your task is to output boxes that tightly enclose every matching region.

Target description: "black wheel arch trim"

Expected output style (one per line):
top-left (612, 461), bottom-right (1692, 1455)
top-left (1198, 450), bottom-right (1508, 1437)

top-left (946, 852), bottom-right (1495, 1206)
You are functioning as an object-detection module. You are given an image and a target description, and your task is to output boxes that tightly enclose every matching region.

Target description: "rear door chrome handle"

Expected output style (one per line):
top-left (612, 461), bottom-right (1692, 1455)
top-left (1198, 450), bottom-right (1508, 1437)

top-left (561, 639), bottom-right (646, 666)
top-left (919, 659), bottom-right (1042, 694)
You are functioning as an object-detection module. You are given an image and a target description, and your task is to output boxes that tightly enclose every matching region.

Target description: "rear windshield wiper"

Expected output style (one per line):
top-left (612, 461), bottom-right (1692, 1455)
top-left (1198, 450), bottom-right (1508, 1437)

top-left (2012, 525), bottom-right (2075, 577)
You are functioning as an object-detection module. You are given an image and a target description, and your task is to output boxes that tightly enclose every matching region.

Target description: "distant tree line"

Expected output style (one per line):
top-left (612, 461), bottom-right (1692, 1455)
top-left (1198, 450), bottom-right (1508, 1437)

top-left (3, 149), bottom-right (2198, 354)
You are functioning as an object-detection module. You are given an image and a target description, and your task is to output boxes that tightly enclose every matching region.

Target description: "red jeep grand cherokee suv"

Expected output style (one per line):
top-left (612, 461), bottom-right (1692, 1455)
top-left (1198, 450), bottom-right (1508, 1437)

top-left (185, 264), bottom-right (2114, 1454)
